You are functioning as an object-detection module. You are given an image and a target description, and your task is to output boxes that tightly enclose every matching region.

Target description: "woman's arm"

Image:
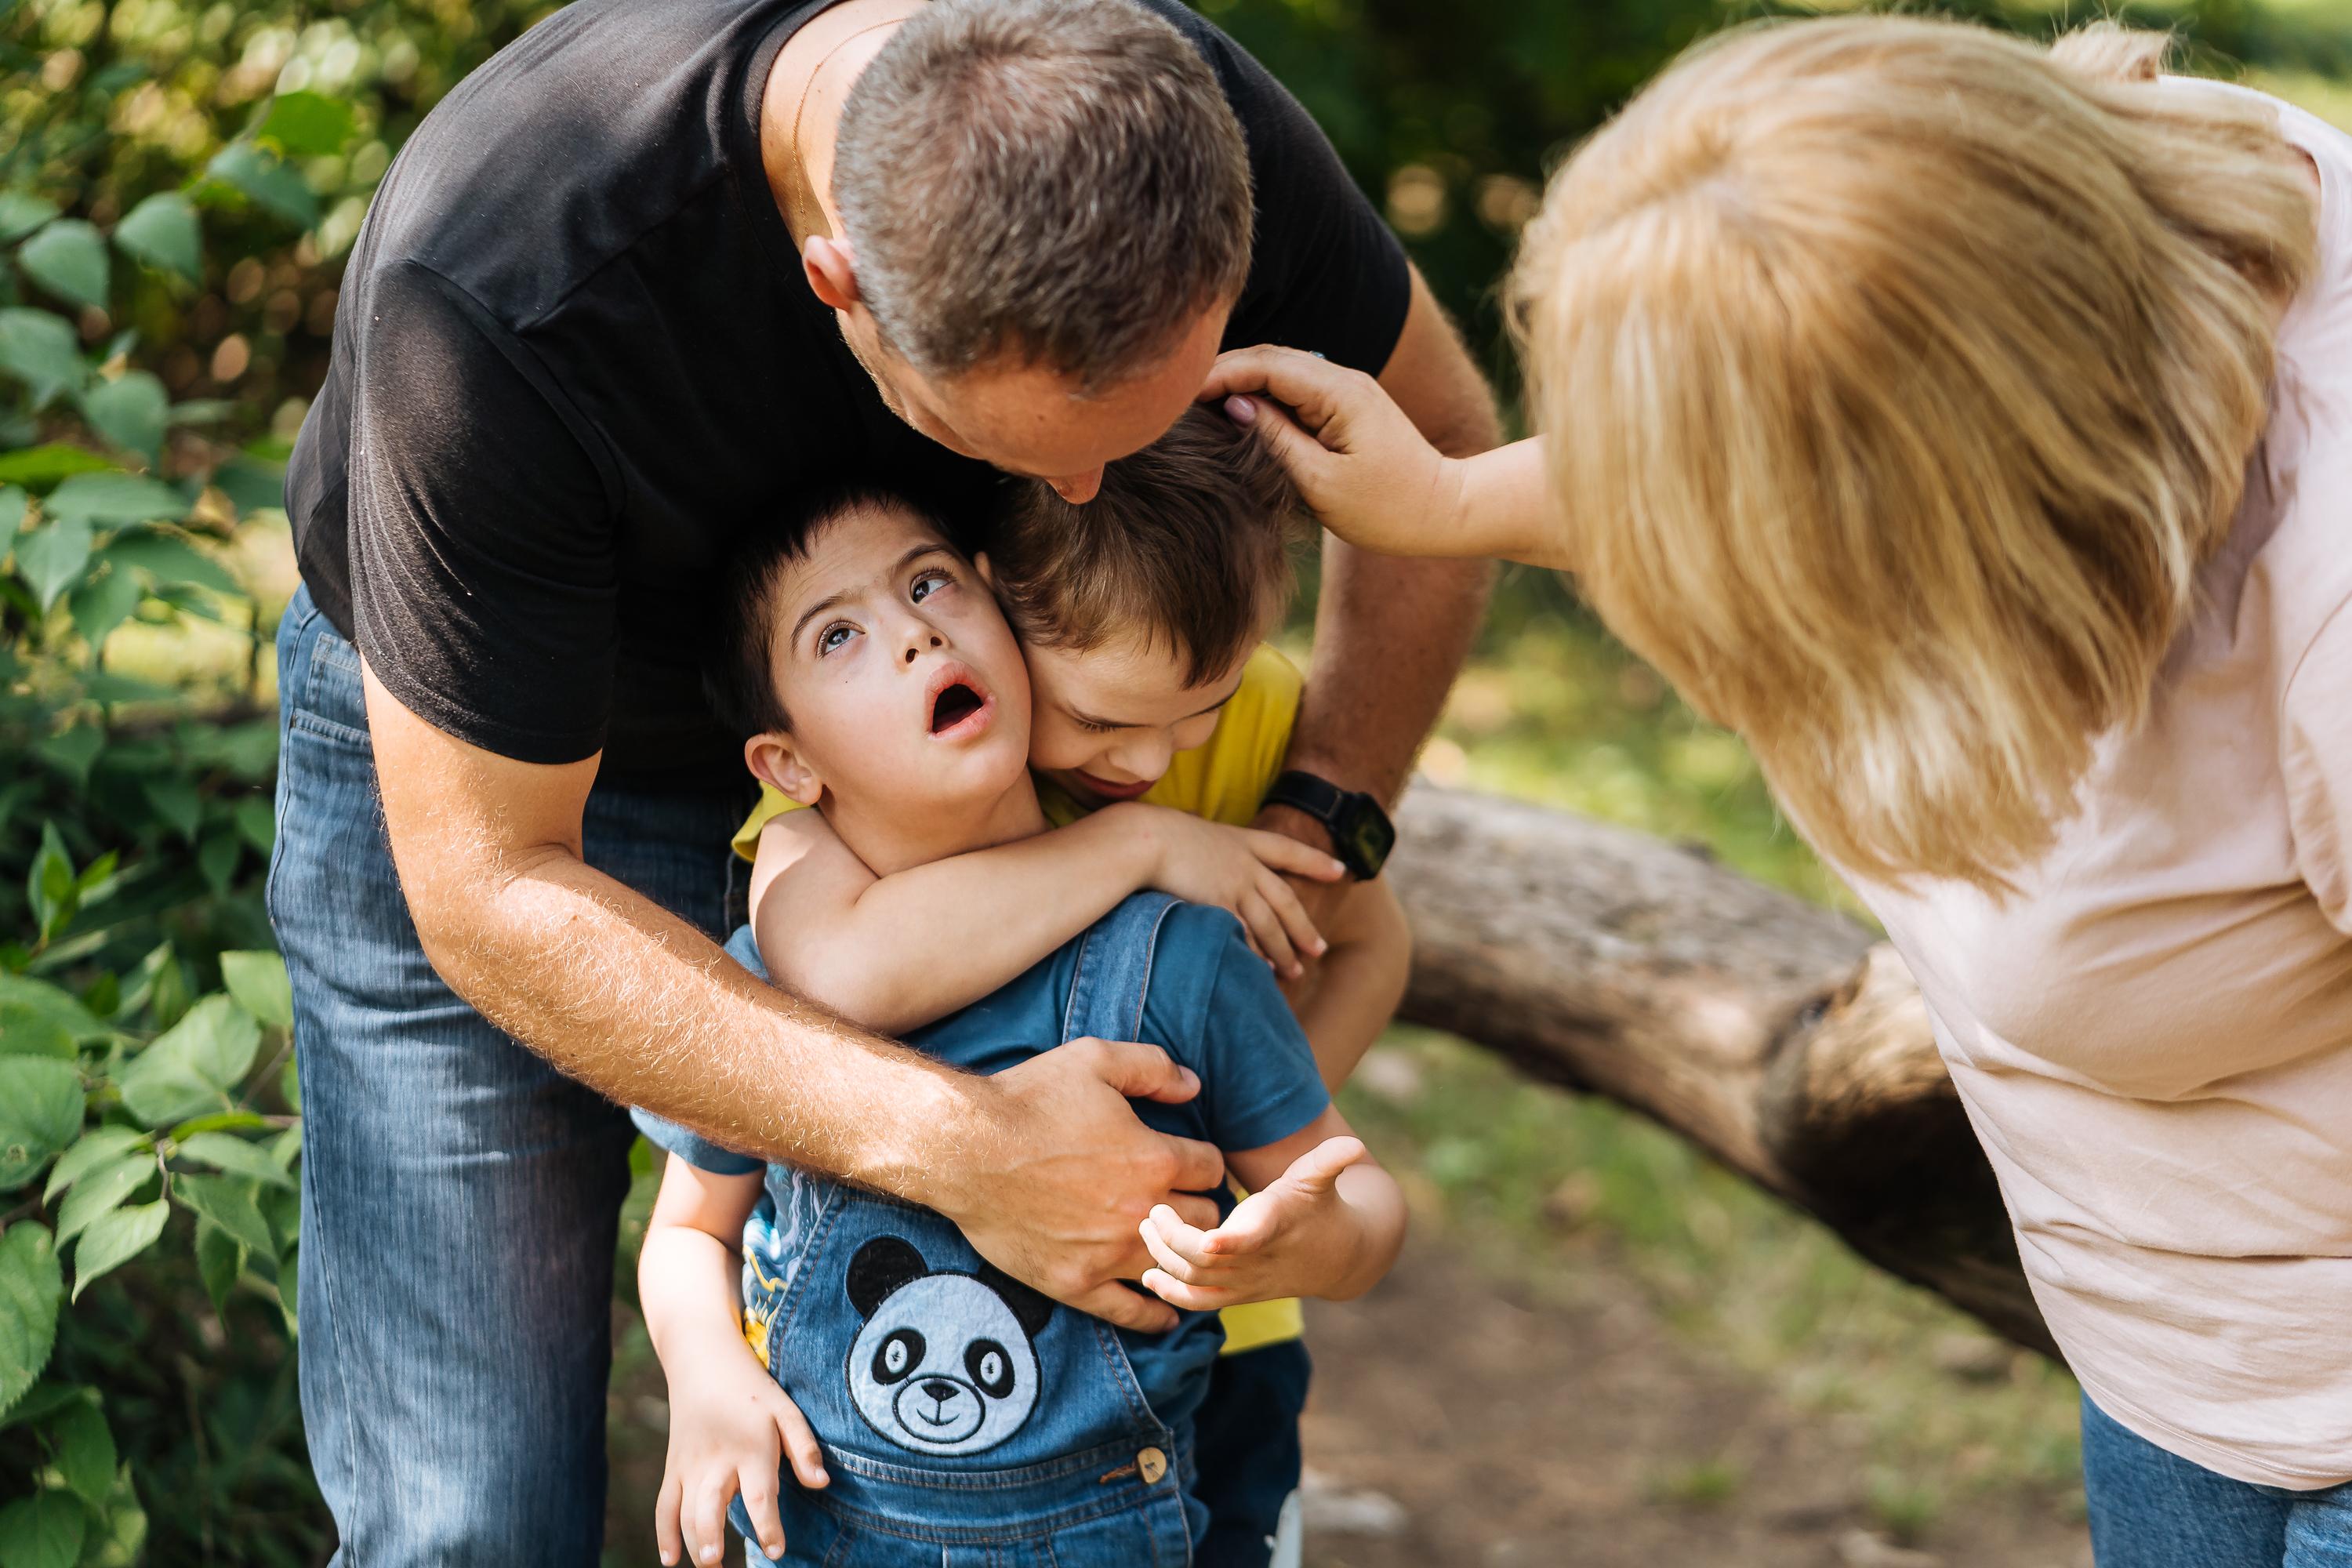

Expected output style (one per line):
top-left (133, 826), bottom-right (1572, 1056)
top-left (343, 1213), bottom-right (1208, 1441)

top-left (1202, 345), bottom-right (1569, 571)
top-left (749, 803), bottom-right (1344, 1036)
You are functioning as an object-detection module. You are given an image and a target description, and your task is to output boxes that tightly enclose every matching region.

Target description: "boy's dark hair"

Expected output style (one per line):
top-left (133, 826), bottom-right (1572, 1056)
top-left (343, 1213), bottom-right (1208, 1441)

top-left (989, 408), bottom-right (1305, 684)
top-left (702, 488), bottom-right (956, 739)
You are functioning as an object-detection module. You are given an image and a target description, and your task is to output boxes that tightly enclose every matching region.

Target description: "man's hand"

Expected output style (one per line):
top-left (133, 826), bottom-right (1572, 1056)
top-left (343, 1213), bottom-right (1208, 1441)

top-left (929, 1037), bottom-right (1229, 1334)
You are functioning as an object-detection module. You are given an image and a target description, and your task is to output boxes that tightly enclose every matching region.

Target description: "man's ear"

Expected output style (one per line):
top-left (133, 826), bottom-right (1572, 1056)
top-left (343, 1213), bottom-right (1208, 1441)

top-left (745, 732), bottom-right (823, 806)
top-left (802, 235), bottom-right (861, 314)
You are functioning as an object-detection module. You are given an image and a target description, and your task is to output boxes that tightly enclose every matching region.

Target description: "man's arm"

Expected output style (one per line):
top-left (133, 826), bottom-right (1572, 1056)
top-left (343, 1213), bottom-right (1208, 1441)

top-left (361, 667), bottom-right (1225, 1330)
top-left (1256, 265), bottom-right (1500, 872)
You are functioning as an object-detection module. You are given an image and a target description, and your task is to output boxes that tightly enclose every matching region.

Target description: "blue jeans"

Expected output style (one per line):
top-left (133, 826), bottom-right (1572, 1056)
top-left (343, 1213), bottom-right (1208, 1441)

top-left (2084, 1396), bottom-right (2352, 1566)
top-left (268, 586), bottom-right (743, 1565)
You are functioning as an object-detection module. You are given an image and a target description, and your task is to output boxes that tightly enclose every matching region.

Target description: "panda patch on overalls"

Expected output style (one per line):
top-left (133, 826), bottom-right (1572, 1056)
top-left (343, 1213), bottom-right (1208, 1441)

top-left (843, 1236), bottom-right (1054, 1456)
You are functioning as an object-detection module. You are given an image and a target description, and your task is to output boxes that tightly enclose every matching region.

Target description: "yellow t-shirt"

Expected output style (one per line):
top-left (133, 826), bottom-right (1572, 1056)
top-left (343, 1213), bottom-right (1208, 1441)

top-left (728, 644), bottom-right (1308, 1354)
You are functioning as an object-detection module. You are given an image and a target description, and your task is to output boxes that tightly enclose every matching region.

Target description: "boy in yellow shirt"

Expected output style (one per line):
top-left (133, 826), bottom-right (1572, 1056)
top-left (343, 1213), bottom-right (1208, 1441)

top-left (720, 408), bottom-right (1410, 1567)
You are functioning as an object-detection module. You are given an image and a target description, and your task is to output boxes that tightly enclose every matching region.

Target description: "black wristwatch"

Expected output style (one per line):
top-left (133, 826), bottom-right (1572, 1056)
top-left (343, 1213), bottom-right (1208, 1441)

top-left (1261, 771), bottom-right (1396, 880)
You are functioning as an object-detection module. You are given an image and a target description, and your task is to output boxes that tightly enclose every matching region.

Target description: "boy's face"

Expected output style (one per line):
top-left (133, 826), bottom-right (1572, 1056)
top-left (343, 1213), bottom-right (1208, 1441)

top-left (750, 504), bottom-right (1032, 824)
top-left (1023, 633), bottom-right (1255, 812)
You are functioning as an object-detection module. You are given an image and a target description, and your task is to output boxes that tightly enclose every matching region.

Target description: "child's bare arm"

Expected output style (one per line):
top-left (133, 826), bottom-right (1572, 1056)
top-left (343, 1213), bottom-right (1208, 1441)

top-left (749, 805), bottom-right (1344, 1036)
top-left (640, 1157), bottom-right (828, 1566)
top-left (1134, 1107), bottom-right (1406, 1309)
top-left (1285, 878), bottom-right (1411, 1089)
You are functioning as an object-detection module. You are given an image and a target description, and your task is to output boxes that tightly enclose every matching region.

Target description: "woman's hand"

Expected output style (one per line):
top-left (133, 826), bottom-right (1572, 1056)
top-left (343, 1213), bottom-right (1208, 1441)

top-left (1109, 802), bottom-right (1343, 978)
top-left (1201, 347), bottom-right (1570, 570)
top-left (655, 1355), bottom-right (829, 1566)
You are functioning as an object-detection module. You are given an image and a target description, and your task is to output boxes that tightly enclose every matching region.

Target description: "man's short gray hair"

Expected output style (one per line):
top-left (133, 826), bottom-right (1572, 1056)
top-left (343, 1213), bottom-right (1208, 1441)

top-left (833, 0), bottom-right (1254, 390)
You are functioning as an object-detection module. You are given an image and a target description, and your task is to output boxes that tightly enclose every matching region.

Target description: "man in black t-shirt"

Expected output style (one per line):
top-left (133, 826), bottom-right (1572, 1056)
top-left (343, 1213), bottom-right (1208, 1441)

top-left (274, 0), bottom-right (1494, 1559)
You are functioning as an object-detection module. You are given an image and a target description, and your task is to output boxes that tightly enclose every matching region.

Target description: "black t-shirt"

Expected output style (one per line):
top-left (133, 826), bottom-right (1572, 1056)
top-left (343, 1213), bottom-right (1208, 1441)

top-left (286, 0), bottom-right (1410, 789)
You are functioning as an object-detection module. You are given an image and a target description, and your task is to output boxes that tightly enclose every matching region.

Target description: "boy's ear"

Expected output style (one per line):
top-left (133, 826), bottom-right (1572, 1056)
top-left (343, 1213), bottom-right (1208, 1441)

top-left (973, 550), bottom-right (996, 592)
top-left (744, 732), bottom-right (824, 807)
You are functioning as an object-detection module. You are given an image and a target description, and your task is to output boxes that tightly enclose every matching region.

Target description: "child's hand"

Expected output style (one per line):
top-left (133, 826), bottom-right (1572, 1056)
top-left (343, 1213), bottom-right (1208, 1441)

top-left (1115, 804), bottom-right (1345, 978)
top-left (1137, 1135), bottom-right (1371, 1308)
top-left (655, 1363), bottom-right (829, 1566)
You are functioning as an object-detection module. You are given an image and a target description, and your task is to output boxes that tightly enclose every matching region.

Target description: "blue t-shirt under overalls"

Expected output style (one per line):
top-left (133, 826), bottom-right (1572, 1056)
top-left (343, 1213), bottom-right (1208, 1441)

top-left (634, 894), bottom-right (1329, 1566)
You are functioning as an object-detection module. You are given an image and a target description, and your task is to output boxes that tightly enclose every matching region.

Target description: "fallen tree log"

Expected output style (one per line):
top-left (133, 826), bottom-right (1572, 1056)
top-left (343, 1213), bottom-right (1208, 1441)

top-left (1385, 783), bottom-right (2054, 1358)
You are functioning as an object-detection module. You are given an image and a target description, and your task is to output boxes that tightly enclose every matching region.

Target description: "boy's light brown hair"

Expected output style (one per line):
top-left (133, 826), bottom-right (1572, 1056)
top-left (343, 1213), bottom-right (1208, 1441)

top-left (989, 407), bottom-right (1305, 683)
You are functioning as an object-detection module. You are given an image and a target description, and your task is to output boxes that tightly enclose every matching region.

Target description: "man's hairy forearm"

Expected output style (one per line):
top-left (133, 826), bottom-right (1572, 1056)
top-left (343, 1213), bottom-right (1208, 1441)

top-left (426, 841), bottom-right (961, 1194)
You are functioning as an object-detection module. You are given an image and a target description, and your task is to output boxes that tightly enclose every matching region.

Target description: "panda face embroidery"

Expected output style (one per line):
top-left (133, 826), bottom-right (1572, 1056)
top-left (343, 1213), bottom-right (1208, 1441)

top-left (844, 1236), bottom-right (1055, 1456)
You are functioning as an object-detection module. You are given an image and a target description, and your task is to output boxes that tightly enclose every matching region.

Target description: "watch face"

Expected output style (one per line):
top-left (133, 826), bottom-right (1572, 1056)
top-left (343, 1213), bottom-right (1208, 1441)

top-left (1341, 800), bottom-right (1396, 877)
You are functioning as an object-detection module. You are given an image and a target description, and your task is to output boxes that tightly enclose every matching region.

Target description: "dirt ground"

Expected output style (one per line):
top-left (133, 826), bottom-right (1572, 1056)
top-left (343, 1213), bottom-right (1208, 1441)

top-left (604, 1228), bottom-right (2089, 1568)
top-left (1292, 1235), bottom-right (2088, 1568)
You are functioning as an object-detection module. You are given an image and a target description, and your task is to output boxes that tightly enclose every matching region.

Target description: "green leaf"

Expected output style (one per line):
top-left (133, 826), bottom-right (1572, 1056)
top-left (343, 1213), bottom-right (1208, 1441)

top-left (0, 445), bottom-right (108, 485)
top-left (69, 1198), bottom-right (166, 1300)
top-left (179, 717), bottom-right (276, 779)
top-left (211, 453), bottom-right (285, 516)
top-left (66, 564), bottom-right (141, 651)
top-left (140, 775), bottom-right (199, 844)
top-left (0, 975), bottom-right (107, 1049)
top-left (165, 398), bottom-right (234, 426)
top-left (110, 191), bottom-right (199, 282)
top-left (164, 1112), bottom-right (267, 1140)
top-left (0, 1483), bottom-right (83, 1568)
top-left (198, 829), bottom-right (241, 896)
top-left (0, 1381), bottom-right (83, 1434)
top-left (16, 219), bottom-right (109, 310)
top-left (172, 1174), bottom-right (271, 1255)
top-left (0, 1007), bottom-right (72, 1060)
top-left (0, 486), bottom-right (20, 535)
top-left (43, 472), bottom-right (184, 527)
top-left (10, 516), bottom-right (92, 612)
top-left (114, 996), bottom-right (260, 1127)
top-left (51, 1399), bottom-right (113, 1505)
top-left (32, 726), bottom-right (101, 787)
top-left (0, 1059), bottom-right (81, 1192)
top-left (0, 1224), bottom-right (62, 1417)
top-left (80, 372), bottom-right (165, 466)
top-left (256, 92), bottom-right (355, 157)
top-left (96, 528), bottom-right (233, 595)
top-left (205, 143), bottom-right (319, 228)
top-left (24, 825), bottom-right (74, 944)
top-left (234, 797), bottom-right (275, 855)
top-left (0, 192), bottom-right (60, 245)
top-left (40, 1128), bottom-right (146, 1203)
top-left (219, 951), bottom-right (292, 1030)
top-left (0, 308), bottom-right (84, 407)
top-left (194, 1219), bottom-right (241, 1317)
top-left (174, 1132), bottom-right (293, 1190)
top-left (52, 1154), bottom-right (153, 1245)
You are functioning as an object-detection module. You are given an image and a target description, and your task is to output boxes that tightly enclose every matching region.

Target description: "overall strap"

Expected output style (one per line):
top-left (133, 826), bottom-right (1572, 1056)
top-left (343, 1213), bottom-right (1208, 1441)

top-left (1062, 892), bottom-right (1181, 1047)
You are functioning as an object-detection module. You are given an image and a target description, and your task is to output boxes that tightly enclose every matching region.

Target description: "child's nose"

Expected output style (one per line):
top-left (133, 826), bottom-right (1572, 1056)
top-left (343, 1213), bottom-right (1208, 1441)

top-left (902, 633), bottom-right (943, 666)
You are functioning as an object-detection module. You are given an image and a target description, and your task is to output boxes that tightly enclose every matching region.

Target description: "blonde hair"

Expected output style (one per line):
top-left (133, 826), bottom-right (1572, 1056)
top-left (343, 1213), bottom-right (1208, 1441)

top-left (1510, 16), bottom-right (2317, 890)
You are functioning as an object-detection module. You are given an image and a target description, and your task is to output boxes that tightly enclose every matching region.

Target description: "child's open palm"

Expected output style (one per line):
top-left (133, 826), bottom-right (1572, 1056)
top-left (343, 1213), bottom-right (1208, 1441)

top-left (1137, 1135), bottom-right (1372, 1308)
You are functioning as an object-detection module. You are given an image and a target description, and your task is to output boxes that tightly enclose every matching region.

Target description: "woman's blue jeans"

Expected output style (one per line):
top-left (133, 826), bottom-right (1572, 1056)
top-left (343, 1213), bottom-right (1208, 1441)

top-left (2085, 1396), bottom-right (2352, 1566)
top-left (267, 586), bottom-right (745, 1565)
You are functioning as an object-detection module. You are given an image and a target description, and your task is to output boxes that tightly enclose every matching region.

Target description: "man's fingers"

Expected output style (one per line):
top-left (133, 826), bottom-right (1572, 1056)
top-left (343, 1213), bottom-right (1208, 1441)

top-left (1142, 1266), bottom-right (1237, 1312)
top-left (1165, 1190), bottom-right (1221, 1232)
top-left (1077, 1036), bottom-right (1200, 1105)
top-left (656, 1471), bottom-right (685, 1566)
top-left (737, 1467), bottom-right (786, 1562)
top-left (1069, 1278), bottom-right (1180, 1333)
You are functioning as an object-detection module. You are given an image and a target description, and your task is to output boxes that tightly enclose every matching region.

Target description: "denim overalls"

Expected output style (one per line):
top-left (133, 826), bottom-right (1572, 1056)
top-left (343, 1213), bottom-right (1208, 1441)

top-left (728, 894), bottom-right (1218, 1566)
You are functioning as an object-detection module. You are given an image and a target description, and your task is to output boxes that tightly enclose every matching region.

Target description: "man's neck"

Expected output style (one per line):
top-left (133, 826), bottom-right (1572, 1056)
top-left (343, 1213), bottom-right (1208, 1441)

top-left (822, 775), bottom-right (1054, 880)
top-left (758, 0), bottom-right (922, 250)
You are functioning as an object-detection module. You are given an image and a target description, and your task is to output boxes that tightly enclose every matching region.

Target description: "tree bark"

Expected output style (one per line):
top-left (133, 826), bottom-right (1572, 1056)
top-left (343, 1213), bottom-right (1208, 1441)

top-left (1385, 783), bottom-right (2054, 1358)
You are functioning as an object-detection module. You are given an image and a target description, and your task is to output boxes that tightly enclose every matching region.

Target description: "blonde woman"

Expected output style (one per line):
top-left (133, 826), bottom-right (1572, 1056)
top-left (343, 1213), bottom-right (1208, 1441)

top-left (1207, 16), bottom-right (2352, 1565)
